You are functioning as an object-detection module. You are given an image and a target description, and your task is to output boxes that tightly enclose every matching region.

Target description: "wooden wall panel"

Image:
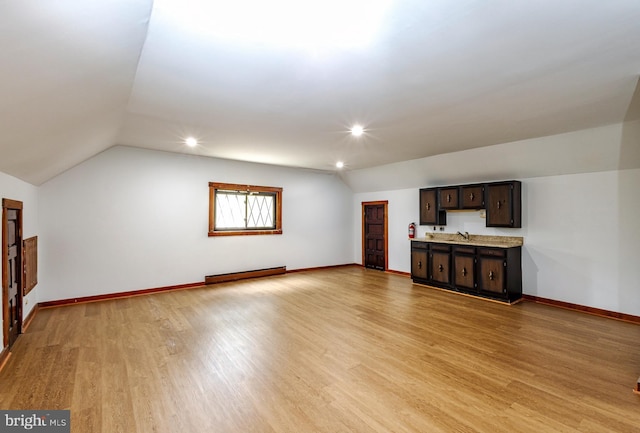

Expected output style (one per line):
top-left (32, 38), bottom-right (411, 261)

top-left (23, 236), bottom-right (37, 295)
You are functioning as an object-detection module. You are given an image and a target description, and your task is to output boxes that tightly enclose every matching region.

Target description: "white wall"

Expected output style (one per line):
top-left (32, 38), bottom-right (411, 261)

top-left (523, 169), bottom-right (640, 316)
top-left (353, 168), bottom-right (640, 317)
top-left (352, 189), bottom-right (416, 274)
top-left (342, 120), bottom-right (640, 193)
top-left (13, 122), bottom-right (640, 320)
top-left (37, 146), bottom-right (354, 302)
top-left (0, 169), bottom-right (39, 349)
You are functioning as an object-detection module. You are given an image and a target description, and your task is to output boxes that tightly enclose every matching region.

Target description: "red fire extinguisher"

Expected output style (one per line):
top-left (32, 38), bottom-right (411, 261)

top-left (408, 222), bottom-right (416, 239)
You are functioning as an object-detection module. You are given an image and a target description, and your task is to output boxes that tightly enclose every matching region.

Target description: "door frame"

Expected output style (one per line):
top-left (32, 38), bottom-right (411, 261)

top-left (2, 198), bottom-right (23, 348)
top-left (361, 201), bottom-right (388, 271)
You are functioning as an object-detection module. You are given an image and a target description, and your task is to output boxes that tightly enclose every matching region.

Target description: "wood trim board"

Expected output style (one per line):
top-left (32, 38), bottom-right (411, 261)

top-left (0, 347), bottom-right (10, 373)
top-left (22, 304), bottom-right (38, 332)
top-left (522, 294), bottom-right (640, 324)
top-left (39, 282), bottom-right (206, 308)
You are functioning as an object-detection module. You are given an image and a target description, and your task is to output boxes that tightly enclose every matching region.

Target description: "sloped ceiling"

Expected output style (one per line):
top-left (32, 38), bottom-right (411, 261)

top-left (0, 0), bottom-right (153, 184)
top-left (1, 0), bottom-right (639, 185)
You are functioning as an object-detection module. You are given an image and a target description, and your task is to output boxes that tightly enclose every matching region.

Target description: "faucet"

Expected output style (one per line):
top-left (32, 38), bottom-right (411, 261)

top-left (457, 231), bottom-right (470, 241)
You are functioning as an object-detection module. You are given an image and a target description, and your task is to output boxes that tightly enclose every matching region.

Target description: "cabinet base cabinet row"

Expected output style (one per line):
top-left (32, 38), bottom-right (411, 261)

top-left (411, 242), bottom-right (522, 304)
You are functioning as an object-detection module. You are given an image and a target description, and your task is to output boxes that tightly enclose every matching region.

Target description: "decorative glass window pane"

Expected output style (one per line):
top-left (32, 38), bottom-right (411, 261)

top-left (215, 191), bottom-right (246, 229)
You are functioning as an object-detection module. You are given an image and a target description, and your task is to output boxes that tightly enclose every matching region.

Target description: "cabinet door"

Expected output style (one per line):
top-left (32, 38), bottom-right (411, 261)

top-left (461, 185), bottom-right (484, 209)
top-left (411, 249), bottom-right (428, 280)
top-left (439, 187), bottom-right (459, 210)
top-left (486, 182), bottom-right (521, 227)
top-left (478, 257), bottom-right (506, 294)
top-left (419, 188), bottom-right (446, 225)
top-left (454, 254), bottom-right (475, 290)
top-left (486, 183), bottom-right (513, 227)
top-left (430, 251), bottom-right (451, 284)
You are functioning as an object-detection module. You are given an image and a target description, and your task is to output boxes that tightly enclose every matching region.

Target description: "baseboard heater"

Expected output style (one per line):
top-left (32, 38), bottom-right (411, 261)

top-left (205, 266), bottom-right (286, 285)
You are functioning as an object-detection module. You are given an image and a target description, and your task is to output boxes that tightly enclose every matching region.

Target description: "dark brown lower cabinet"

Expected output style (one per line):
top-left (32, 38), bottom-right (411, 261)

top-left (478, 257), bottom-right (505, 294)
top-left (411, 243), bottom-right (428, 280)
top-left (411, 241), bottom-right (522, 303)
top-left (477, 247), bottom-right (522, 300)
top-left (430, 244), bottom-right (451, 284)
top-left (453, 246), bottom-right (476, 291)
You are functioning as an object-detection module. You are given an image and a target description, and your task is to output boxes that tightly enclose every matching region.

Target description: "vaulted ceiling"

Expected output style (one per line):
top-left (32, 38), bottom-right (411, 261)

top-left (1, 0), bottom-right (639, 185)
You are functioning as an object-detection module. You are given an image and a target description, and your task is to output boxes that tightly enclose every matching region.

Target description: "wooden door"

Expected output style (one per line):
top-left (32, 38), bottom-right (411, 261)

top-left (3, 199), bottom-right (23, 348)
top-left (363, 202), bottom-right (387, 271)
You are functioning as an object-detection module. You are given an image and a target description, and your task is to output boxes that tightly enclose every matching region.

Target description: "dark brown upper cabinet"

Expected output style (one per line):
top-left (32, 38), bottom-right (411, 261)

top-left (485, 181), bottom-right (521, 228)
top-left (460, 185), bottom-right (484, 209)
top-left (438, 187), bottom-right (459, 210)
top-left (419, 188), bottom-right (446, 225)
top-left (419, 180), bottom-right (521, 228)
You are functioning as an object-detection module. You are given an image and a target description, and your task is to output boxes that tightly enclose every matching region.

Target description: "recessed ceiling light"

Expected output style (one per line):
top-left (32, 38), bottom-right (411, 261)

top-left (351, 125), bottom-right (364, 137)
top-left (185, 137), bottom-right (198, 147)
top-left (336, 161), bottom-right (345, 169)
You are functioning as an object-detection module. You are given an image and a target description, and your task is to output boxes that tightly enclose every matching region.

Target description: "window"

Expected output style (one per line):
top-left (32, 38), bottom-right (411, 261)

top-left (208, 183), bottom-right (282, 236)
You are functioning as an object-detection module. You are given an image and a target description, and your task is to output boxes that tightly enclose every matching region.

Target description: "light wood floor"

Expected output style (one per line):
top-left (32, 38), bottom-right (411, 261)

top-left (1, 267), bottom-right (639, 432)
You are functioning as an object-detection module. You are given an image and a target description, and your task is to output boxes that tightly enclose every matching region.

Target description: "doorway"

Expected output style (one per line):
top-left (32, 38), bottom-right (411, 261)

top-left (362, 201), bottom-right (388, 271)
top-left (2, 199), bottom-right (23, 348)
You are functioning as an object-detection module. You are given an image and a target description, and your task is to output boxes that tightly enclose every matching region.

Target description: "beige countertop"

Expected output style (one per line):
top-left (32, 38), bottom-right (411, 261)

top-left (411, 233), bottom-right (523, 248)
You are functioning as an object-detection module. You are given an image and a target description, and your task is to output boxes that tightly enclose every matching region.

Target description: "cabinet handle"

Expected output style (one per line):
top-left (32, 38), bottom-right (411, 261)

top-left (489, 271), bottom-right (494, 280)
top-left (470, 192), bottom-right (474, 200)
top-left (418, 261), bottom-right (422, 269)
top-left (462, 267), bottom-right (467, 276)
top-left (426, 203), bottom-right (430, 211)
top-left (497, 201), bottom-right (501, 209)
top-left (438, 264), bottom-right (444, 272)
top-left (447, 194), bottom-right (451, 202)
